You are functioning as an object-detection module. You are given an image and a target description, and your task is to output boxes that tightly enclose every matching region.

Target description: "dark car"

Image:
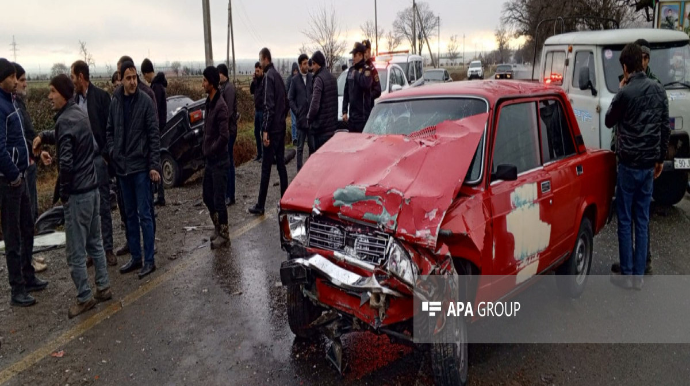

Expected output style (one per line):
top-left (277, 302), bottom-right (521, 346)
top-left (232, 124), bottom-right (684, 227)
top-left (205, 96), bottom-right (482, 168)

top-left (160, 96), bottom-right (206, 188)
top-left (424, 68), bottom-right (453, 84)
top-left (494, 64), bottom-right (514, 80)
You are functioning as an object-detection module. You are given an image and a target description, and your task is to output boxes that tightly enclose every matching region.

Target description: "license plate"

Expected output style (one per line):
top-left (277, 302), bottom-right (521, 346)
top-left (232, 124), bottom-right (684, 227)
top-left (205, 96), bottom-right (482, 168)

top-left (674, 158), bottom-right (690, 169)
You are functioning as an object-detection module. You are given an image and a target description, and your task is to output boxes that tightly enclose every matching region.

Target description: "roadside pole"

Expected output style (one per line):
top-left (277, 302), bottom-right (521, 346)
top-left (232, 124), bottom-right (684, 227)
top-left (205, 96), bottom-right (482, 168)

top-left (202, 0), bottom-right (213, 67)
top-left (229, 0), bottom-right (236, 82)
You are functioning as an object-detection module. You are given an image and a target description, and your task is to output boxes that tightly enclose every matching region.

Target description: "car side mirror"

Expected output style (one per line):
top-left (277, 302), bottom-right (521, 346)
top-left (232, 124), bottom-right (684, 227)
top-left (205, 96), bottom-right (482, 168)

top-left (578, 67), bottom-right (598, 96)
top-left (492, 164), bottom-right (518, 182)
top-left (391, 84), bottom-right (403, 93)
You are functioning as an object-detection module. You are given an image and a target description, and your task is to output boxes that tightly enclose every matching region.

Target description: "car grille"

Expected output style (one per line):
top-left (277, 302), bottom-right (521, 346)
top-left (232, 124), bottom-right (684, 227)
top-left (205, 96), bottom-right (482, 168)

top-left (308, 218), bottom-right (389, 265)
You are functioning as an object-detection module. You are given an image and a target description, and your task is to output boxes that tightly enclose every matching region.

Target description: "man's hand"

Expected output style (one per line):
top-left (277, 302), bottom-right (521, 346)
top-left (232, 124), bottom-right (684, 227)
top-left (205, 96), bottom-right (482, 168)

top-left (262, 132), bottom-right (270, 147)
top-left (40, 151), bottom-right (52, 166)
top-left (342, 113), bottom-right (348, 123)
top-left (654, 162), bottom-right (663, 179)
top-left (150, 170), bottom-right (161, 183)
top-left (32, 136), bottom-right (42, 156)
top-left (9, 176), bottom-right (21, 187)
top-left (619, 78), bottom-right (627, 89)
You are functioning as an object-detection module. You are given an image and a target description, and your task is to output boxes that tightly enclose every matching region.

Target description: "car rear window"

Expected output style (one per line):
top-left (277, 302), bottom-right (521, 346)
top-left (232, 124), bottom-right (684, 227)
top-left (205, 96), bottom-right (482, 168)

top-left (497, 65), bottom-right (512, 72)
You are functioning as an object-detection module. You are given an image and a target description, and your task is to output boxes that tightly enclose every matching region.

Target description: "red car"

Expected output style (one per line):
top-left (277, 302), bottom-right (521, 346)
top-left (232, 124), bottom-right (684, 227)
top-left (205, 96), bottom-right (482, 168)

top-left (279, 81), bottom-right (616, 385)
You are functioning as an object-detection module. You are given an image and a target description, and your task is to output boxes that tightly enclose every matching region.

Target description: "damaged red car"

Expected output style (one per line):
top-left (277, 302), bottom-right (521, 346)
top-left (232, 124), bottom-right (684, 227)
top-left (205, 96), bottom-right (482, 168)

top-left (279, 81), bottom-right (616, 385)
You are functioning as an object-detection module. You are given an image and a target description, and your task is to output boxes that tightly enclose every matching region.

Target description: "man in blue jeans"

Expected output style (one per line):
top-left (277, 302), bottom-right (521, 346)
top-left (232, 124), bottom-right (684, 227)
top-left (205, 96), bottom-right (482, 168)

top-left (605, 43), bottom-right (670, 290)
top-left (106, 61), bottom-right (161, 280)
top-left (218, 64), bottom-right (238, 206)
top-left (250, 62), bottom-right (264, 162)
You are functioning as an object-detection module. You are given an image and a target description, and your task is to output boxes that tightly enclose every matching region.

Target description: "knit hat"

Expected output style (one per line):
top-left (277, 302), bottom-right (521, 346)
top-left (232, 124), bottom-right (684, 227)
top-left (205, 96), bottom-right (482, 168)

top-left (0, 58), bottom-right (16, 83)
top-left (203, 66), bottom-right (220, 89)
top-left (217, 63), bottom-right (229, 78)
top-left (49, 74), bottom-right (75, 101)
top-left (13, 63), bottom-right (25, 79)
top-left (120, 61), bottom-right (136, 80)
top-left (141, 58), bottom-right (154, 74)
top-left (311, 51), bottom-right (326, 68)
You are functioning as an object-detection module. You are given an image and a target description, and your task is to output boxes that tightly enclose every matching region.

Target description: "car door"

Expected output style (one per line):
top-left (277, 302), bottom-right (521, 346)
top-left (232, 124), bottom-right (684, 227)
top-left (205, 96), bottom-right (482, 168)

top-left (568, 49), bottom-right (601, 148)
top-left (489, 101), bottom-right (554, 288)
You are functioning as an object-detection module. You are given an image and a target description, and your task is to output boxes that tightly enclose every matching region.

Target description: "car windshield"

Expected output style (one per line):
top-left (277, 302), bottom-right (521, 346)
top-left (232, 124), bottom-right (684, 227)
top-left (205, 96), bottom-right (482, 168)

top-left (166, 97), bottom-right (194, 122)
top-left (497, 65), bottom-right (512, 72)
top-left (470, 62), bottom-right (481, 68)
top-left (424, 71), bottom-right (444, 80)
top-left (602, 42), bottom-right (690, 93)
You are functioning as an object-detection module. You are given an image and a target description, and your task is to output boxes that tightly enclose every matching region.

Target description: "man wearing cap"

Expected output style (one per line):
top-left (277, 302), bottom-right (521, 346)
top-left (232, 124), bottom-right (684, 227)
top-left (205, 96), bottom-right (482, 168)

top-left (307, 51), bottom-right (339, 151)
top-left (217, 63), bottom-right (238, 206)
top-left (635, 39), bottom-right (661, 84)
top-left (106, 61), bottom-right (161, 280)
top-left (362, 40), bottom-right (382, 108)
top-left (0, 58), bottom-right (48, 307)
top-left (41, 74), bottom-right (111, 318)
top-left (342, 42), bottom-right (374, 133)
top-left (201, 66), bottom-right (231, 248)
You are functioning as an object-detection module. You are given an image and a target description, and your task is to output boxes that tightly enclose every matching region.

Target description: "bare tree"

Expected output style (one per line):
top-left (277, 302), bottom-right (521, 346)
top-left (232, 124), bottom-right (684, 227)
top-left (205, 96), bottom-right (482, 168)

top-left (171, 61), bottom-right (181, 76)
top-left (447, 35), bottom-right (460, 64)
top-left (299, 44), bottom-right (309, 55)
top-left (360, 20), bottom-right (384, 43)
top-left (385, 30), bottom-right (403, 52)
top-left (51, 63), bottom-right (69, 78)
top-left (105, 63), bottom-right (113, 76)
top-left (495, 26), bottom-right (511, 63)
top-left (302, 5), bottom-right (348, 71)
top-left (393, 2), bottom-right (440, 54)
top-left (78, 41), bottom-right (95, 69)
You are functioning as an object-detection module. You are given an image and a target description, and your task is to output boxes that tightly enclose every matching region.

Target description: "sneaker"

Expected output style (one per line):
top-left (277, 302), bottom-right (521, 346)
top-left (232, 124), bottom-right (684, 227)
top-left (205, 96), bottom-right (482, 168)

top-left (94, 288), bottom-right (113, 302)
top-left (633, 277), bottom-right (644, 291)
top-left (248, 205), bottom-right (265, 216)
top-left (610, 274), bottom-right (632, 290)
top-left (68, 298), bottom-right (97, 319)
top-left (32, 260), bottom-right (47, 273)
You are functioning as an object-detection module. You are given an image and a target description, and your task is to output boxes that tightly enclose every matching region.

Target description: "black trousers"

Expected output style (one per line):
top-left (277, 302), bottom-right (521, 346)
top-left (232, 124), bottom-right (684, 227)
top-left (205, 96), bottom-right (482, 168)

top-left (0, 177), bottom-right (36, 294)
top-left (257, 132), bottom-right (288, 210)
top-left (203, 162), bottom-right (229, 225)
top-left (313, 132), bottom-right (334, 152)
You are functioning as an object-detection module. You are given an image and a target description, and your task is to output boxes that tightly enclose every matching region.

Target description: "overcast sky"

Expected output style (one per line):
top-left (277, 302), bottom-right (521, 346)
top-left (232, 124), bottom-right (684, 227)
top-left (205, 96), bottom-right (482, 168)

top-left (3, 0), bottom-right (520, 73)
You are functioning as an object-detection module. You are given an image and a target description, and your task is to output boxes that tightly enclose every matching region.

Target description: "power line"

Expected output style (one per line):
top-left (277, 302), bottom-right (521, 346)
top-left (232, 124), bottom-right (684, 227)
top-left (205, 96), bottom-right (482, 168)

top-left (10, 36), bottom-right (19, 62)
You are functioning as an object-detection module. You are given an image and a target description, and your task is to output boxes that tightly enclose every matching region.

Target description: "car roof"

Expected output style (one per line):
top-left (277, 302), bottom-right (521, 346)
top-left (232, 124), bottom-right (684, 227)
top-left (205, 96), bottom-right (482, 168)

top-left (544, 28), bottom-right (689, 46)
top-left (378, 80), bottom-right (564, 105)
top-left (390, 54), bottom-right (424, 63)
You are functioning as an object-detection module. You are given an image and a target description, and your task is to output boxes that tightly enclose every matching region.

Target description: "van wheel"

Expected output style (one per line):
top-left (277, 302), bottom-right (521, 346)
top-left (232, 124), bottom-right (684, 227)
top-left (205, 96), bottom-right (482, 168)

top-left (431, 316), bottom-right (468, 386)
top-left (161, 154), bottom-right (180, 189)
top-left (556, 217), bottom-right (593, 299)
top-left (286, 285), bottom-right (321, 340)
top-left (653, 170), bottom-right (688, 206)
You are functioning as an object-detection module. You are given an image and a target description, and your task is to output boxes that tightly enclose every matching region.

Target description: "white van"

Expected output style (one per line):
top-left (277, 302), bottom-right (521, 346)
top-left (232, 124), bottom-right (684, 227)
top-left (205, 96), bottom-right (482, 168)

top-left (389, 54), bottom-right (426, 87)
top-left (541, 28), bottom-right (690, 205)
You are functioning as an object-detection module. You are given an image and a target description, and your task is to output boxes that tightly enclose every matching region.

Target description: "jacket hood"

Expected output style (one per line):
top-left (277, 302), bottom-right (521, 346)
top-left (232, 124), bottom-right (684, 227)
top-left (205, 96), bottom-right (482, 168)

top-left (291, 62), bottom-right (299, 75)
top-left (152, 72), bottom-right (168, 87)
top-left (281, 113), bottom-right (488, 249)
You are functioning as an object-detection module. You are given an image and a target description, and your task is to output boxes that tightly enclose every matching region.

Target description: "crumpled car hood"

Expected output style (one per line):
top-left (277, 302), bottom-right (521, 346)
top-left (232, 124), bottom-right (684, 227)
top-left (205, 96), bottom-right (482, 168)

top-left (280, 113), bottom-right (488, 249)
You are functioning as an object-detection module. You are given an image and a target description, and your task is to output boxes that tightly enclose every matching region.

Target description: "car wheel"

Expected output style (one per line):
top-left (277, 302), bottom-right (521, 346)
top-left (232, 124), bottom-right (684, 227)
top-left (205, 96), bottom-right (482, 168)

top-left (431, 314), bottom-right (469, 386)
top-left (287, 284), bottom-right (322, 340)
top-left (556, 217), bottom-right (593, 299)
top-left (652, 170), bottom-right (688, 206)
top-left (161, 154), bottom-right (180, 189)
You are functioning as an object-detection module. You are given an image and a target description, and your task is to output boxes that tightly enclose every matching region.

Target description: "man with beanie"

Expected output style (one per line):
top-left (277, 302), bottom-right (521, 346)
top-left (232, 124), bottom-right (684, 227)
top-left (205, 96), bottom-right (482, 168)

top-left (202, 66), bottom-right (231, 248)
top-left (289, 54), bottom-right (313, 171)
top-left (217, 63), bottom-right (238, 206)
top-left (248, 48), bottom-right (288, 216)
top-left (141, 58), bottom-right (167, 207)
top-left (342, 42), bottom-right (374, 133)
top-left (0, 58), bottom-right (48, 307)
top-left (13, 63), bottom-right (46, 273)
top-left (41, 74), bottom-right (111, 318)
top-left (250, 62), bottom-right (264, 162)
top-left (307, 51), bottom-right (339, 151)
top-left (107, 61), bottom-right (161, 280)
top-left (363, 40), bottom-right (382, 107)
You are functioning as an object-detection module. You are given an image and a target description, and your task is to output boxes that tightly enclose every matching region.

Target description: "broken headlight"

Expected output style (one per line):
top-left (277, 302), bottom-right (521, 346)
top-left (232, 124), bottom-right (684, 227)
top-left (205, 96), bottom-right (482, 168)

top-left (386, 240), bottom-right (417, 286)
top-left (280, 213), bottom-right (308, 245)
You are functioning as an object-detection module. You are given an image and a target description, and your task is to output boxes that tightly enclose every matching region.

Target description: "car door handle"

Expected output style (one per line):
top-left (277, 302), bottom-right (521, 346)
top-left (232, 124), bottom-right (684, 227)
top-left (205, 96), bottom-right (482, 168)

top-left (576, 165), bottom-right (584, 176)
top-left (541, 180), bottom-right (551, 194)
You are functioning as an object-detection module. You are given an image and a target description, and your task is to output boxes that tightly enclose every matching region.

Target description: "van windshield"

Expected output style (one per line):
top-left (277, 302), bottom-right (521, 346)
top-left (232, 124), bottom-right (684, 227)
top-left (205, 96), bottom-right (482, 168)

top-left (602, 42), bottom-right (690, 93)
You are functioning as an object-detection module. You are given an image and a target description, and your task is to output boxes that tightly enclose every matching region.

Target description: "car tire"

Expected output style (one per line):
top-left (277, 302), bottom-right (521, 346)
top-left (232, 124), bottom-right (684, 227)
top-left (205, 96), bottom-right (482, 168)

top-left (431, 314), bottom-right (469, 386)
top-left (652, 170), bottom-right (688, 206)
top-left (555, 217), bottom-right (593, 299)
top-left (287, 284), bottom-right (322, 340)
top-left (161, 153), bottom-right (180, 189)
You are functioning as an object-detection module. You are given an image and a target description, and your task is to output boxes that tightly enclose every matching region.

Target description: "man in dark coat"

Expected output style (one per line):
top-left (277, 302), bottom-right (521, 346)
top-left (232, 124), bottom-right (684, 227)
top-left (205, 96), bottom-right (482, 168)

top-left (286, 62), bottom-right (299, 145)
top-left (141, 58), bottom-right (167, 207)
top-left (342, 42), bottom-right (374, 133)
top-left (250, 62), bottom-right (264, 162)
top-left (289, 54), bottom-right (313, 171)
top-left (218, 63), bottom-right (238, 206)
top-left (249, 48), bottom-right (288, 216)
top-left (307, 51), bottom-right (339, 151)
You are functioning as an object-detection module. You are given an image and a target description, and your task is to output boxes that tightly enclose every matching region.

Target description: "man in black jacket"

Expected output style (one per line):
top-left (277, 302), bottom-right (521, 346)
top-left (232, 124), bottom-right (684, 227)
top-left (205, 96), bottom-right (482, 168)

top-left (250, 62), bottom-right (264, 162)
top-left (286, 62), bottom-right (299, 146)
top-left (106, 61), bottom-right (161, 280)
top-left (342, 42), bottom-right (374, 133)
top-left (249, 48), bottom-right (288, 216)
top-left (141, 59), bottom-right (167, 207)
top-left (218, 64), bottom-right (238, 206)
top-left (69, 60), bottom-right (118, 266)
top-left (605, 43), bottom-right (670, 290)
top-left (307, 51), bottom-right (338, 151)
top-left (289, 54), bottom-right (313, 171)
top-left (43, 75), bottom-right (111, 318)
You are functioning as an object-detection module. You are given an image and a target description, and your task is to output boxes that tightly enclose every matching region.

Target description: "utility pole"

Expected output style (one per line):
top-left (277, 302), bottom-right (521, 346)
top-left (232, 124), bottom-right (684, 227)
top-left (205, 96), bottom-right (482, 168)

top-left (437, 16), bottom-right (440, 68)
top-left (412, 0), bottom-right (416, 54)
top-left (415, 5), bottom-right (435, 68)
top-left (10, 36), bottom-right (18, 62)
top-left (375, 0), bottom-right (378, 56)
top-left (202, 0), bottom-right (214, 67)
top-left (227, 0), bottom-right (236, 82)
top-left (462, 34), bottom-right (465, 69)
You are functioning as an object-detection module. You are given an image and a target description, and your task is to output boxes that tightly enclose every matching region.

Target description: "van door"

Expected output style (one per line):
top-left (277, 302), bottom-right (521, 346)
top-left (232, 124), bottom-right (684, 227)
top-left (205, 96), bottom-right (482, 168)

top-left (568, 48), bottom-right (601, 148)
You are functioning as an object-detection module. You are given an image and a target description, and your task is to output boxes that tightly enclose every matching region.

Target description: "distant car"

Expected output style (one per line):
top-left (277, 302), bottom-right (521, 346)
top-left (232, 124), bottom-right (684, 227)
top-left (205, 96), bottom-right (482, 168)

top-left (424, 68), bottom-right (453, 84)
top-left (467, 60), bottom-right (484, 80)
top-left (160, 96), bottom-right (206, 189)
top-left (494, 64), bottom-right (515, 80)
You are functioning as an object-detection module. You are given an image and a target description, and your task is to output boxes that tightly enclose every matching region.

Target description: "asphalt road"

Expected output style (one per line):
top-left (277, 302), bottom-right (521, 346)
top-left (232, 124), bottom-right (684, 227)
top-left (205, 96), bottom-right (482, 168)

top-left (2, 148), bottom-right (690, 385)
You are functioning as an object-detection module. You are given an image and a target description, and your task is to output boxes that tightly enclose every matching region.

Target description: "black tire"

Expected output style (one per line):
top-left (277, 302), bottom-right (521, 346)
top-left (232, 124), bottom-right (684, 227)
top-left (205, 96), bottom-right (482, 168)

top-left (286, 284), bottom-right (321, 340)
top-left (431, 315), bottom-right (469, 386)
top-left (653, 170), bottom-right (688, 206)
top-left (161, 154), bottom-right (180, 189)
top-left (556, 217), bottom-right (593, 299)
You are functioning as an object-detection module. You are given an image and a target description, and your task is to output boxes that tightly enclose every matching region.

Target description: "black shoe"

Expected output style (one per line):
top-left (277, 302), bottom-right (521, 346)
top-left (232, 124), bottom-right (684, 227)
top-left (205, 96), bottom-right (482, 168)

top-left (119, 259), bottom-right (142, 274)
top-left (611, 262), bottom-right (621, 274)
top-left (610, 274), bottom-right (633, 289)
top-left (11, 292), bottom-right (36, 307)
top-left (25, 278), bottom-right (49, 293)
top-left (154, 198), bottom-right (166, 207)
top-left (138, 264), bottom-right (156, 279)
top-left (248, 205), bottom-right (265, 216)
top-left (226, 198), bottom-right (236, 206)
